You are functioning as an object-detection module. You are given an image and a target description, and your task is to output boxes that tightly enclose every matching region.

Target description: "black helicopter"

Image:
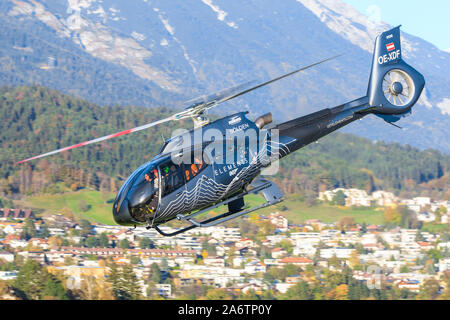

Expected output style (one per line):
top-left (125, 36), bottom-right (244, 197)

top-left (18, 26), bottom-right (424, 236)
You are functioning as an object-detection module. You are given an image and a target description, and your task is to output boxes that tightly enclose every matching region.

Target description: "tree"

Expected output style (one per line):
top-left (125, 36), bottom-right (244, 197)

top-left (149, 263), bottom-right (162, 284)
top-left (86, 237), bottom-right (100, 248)
top-left (312, 282), bottom-right (325, 300)
top-left (205, 288), bottom-right (233, 300)
top-left (335, 284), bottom-right (349, 300)
top-left (160, 258), bottom-right (169, 271)
top-left (79, 275), bottom-right (113, 300)
top-left (425, 260), bottom-right (436, 275)
top-left (384, 207), bottom-right (402, 225)
top-left (107, 262), bottom-right (120, 298)
top-left (415, 231), bottom-right (425, 242)
top-left (438, 274), bottom-right (450, 300)
top-left (119, 238), bottom-right (130, 249)
top-left (0, 280), bottom-right (17, 299)
top-left (201, 240), bottom-right (217, 256)
top-left (348, 251), bottom-right (363, 270)
top-left (359, 222), bottom-right (367, 234)
top-left (277, 240), bottom-right (294, 254)
top-left (13, 260), bottom-right (43, 299)
top-left (337, 217), bottom-right (355, 230)
top-left (42, 277), bottom-right (67, 300)
top-left (13, 260), bottom-right (67, 300)
top-left (21, 219), bottom-right (37, 240)
top-left (79, 275), bottom-right (99, 300)
top-left (80, 219), bottom-right (92, 236)
top-left (99, 233), bottom-right (109, 248)
top-left (48, 236), bottom-right (63, 247)
top-left (263, 272), bottom-right (275, 285)
top-left (139, 237), bottom-right (154, 249)
top-left (39, 224), bottom-right (50, 238)
top-left (399, 265), bottom-right (409, 273)
top-left (328, 255), bottom-right (341, 268)
top-left (78, 200), bottom-right (89, 212)
top-left (283, 264), bottom-right (301, 277)
top-left (419, 279), bottom-right (441, 300)
top-left (284, 281), bottom-right (312, 300)
top-left (239, 289), bottom-right (260, 300)
top-left (333, 190), bottom-right (346, 206)
top-left (118, 264), bottom-right (141, 300)
top-left (107, 263), bottom-right (141, 300)
top-left (130, 256), bottom-right (140, 265)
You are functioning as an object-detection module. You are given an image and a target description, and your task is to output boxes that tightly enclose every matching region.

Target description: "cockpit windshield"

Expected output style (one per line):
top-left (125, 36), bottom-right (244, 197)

top-left (127, 164), bottom-right (160, 223)
top-left (160, 135), bottom-right (185, 154)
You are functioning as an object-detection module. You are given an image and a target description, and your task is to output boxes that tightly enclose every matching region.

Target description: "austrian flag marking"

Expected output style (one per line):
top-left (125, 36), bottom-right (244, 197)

top-left (386, 42), bottom-right (395, 52)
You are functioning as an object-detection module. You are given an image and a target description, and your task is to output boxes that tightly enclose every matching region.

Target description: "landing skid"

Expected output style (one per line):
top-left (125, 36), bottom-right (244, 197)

top-left (153, 178), bottom-right (283, 237)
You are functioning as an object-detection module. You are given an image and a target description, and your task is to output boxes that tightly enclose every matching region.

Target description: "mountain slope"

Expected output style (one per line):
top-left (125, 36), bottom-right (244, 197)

top-left (1, 0), bottom-right (449, 153)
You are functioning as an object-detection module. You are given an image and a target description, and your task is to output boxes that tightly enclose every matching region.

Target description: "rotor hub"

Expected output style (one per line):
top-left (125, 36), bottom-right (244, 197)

top-left (390, 81), bottom-right (403, 95)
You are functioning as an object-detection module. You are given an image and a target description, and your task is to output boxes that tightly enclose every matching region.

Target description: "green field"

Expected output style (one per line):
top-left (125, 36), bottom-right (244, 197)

top-left (179, 193), bottom-right (385, 226)
top-left (19, 189), bottom-right (385, 227)
top-left (243, 194), bottom-right (386, 225)
top-left (20, 189), bottom-right (117, 225)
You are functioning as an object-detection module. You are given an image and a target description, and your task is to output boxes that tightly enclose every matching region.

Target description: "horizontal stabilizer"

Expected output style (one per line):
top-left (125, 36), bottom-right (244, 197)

top-left (374, 110), bottom-right (411, 123)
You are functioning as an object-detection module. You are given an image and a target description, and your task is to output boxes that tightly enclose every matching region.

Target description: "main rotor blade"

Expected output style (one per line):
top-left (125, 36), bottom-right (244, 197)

top-left (178, 54), bottom-right (341, 117)
top-left (216, 55), bottom-right (342, 105)
top-left (182, 80), bottom-right (257, 110)
top-left (15, 116), bottom-right (175, 165)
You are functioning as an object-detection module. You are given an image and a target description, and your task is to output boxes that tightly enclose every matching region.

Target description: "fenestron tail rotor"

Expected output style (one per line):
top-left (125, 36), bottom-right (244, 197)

top-left (16, 55), bottom-right (340, 164)
top-left (382, 69), bottom-right (415, 107)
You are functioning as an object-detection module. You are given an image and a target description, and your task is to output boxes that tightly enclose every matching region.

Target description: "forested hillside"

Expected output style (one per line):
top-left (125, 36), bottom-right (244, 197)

top-left (0, 86), bottom-right (449, 201)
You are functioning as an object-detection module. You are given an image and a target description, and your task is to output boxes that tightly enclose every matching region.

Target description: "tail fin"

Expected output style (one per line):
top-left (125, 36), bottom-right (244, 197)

top-left (367, 26), bottom-right (425, 123)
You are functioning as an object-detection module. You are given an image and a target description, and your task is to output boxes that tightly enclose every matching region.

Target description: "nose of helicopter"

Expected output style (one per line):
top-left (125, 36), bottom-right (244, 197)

top-left (113, 198), bottom-right (134, 226)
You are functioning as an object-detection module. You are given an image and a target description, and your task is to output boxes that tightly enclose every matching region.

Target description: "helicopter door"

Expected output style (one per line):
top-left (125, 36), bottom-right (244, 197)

top-left (183, 148), bottom-right (213, 211)
top-left (157, 160), bottom-right (188, 216)
top-left (159, 160), bottom-right (186, 197)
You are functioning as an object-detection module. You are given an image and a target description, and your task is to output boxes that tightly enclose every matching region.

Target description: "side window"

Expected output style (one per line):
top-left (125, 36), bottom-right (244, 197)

top-left (160, 161), bottom-right (185, 196)
top-left (184, 152), bottom-right (208, 182)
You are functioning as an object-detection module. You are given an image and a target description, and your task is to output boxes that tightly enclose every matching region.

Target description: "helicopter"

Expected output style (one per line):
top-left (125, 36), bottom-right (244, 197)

top-left (17, 26), bottom-right (424, 236)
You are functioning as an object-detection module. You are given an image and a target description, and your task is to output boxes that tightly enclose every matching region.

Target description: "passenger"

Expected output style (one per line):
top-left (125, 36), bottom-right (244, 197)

top-left (191, 163), bottom-right (198, 177)
top-left (185, 169), bottom-right (190, 181)
top-left (194, 156), bottom-right (203, 170)
top-left (153, 170), bottom-right (159, 189)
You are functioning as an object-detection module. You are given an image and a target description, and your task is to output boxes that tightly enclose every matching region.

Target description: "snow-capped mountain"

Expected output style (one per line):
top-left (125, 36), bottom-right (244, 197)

top-left (1, 0), bottom-right (449, 153)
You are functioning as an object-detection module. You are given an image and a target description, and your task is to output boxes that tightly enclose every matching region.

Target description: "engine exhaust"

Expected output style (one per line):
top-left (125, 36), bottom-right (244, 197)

top-left (255, 112), bottom-right (273, 129)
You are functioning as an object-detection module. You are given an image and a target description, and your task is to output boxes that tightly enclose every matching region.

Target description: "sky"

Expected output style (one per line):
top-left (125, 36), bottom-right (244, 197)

top-left (342, 0), bottom-right (450, 51)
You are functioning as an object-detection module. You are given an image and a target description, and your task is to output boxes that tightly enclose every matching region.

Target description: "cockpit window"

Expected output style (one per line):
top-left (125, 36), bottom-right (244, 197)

top-left (159, 160), bottom-right (185, 196)
top-left (114, 164), bottom-right (146, 215)
top-left (128, 164), bottom-right (160, 223)
top-left (184, 153), bottom-right (207, 182)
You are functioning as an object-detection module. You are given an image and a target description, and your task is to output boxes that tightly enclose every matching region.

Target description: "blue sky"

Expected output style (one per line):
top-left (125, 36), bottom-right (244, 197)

top-left (342, 0), bottom-right (450, 51)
